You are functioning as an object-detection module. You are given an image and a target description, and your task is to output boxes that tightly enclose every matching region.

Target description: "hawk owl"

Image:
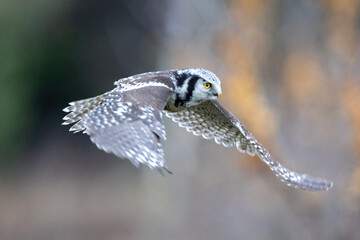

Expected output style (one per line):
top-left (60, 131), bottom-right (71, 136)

top-left (62, 68), bottom-right (333, 191)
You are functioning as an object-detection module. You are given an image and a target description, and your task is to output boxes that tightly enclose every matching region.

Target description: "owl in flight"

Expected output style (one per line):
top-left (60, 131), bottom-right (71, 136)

top-left (63, 68), bottom-right (333, 191)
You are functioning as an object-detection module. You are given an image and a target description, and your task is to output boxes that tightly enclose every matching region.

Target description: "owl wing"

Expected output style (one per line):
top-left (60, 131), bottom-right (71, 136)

top-left (165, 100), bottom-right (333, 191)
top-left (63, 72), bottom-right (175, 172)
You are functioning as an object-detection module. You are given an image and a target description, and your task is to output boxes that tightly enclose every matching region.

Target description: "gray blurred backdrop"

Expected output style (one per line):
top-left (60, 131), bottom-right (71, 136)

top-left (0, 0), bottom-right (360, 239)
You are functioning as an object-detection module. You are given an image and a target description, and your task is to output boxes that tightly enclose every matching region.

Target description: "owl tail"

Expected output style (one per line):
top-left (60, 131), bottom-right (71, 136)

top-left (62, 93), bottom-right (108, 133)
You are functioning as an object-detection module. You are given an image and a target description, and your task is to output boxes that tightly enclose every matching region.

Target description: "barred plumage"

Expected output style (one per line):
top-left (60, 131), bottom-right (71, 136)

top-left (63, 68), bottom-right (333, 191)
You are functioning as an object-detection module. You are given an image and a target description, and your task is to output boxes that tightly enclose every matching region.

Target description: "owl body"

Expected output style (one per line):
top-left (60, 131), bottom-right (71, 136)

top-left (63, 68), bottom-right (333, 191)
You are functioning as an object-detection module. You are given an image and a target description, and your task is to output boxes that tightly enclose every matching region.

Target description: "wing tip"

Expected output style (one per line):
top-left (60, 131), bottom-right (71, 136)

top-left (296, 174), bottom-right (334, 192)
top-left (155, 165), bottom-right (172, 175)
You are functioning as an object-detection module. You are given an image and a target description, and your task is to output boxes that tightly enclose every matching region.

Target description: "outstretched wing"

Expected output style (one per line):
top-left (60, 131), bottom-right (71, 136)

top-left (165, 100), bottom-right (333, 191)
top-left (63, 71), bottom-right (175, 172)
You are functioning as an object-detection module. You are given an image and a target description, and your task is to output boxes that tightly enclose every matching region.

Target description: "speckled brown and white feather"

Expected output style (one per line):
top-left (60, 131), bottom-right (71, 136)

top-left (63, 71), bottom-right (175, 171)
top-left (165, 100), bottom-right (333, 191)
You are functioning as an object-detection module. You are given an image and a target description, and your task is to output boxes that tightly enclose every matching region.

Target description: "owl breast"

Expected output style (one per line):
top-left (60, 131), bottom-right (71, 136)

top-left (164, 94), bottom-right (188, 113)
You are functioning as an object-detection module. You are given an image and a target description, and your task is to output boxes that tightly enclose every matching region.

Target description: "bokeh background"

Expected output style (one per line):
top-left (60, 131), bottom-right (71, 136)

top-left (1, 0), bottom-right (360, 239)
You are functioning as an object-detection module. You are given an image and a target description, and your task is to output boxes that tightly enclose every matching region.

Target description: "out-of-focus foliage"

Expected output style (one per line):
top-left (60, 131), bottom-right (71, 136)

top-left (0, 0), bottom-right (359, 239)
top-left (0, 0), bottom-right (78, 165)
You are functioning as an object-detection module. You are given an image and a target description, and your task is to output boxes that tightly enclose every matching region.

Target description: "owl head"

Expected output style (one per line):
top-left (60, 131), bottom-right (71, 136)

top-left (173, 68), bottom-right (222, 107)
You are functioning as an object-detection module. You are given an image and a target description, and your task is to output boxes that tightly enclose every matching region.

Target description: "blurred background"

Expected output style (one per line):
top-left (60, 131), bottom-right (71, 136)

top-left (0, 0), bottom-right (359, 239)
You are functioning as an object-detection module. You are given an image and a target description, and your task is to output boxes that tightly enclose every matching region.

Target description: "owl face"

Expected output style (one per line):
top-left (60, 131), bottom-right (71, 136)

top-left (173, 68), bottom-right (222, 107)
top-left (191, 77), bottom-right (221, 103)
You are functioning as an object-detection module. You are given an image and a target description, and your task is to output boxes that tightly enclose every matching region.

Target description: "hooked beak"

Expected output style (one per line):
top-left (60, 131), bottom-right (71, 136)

top-left (214, 88), bottom-right (222, 97)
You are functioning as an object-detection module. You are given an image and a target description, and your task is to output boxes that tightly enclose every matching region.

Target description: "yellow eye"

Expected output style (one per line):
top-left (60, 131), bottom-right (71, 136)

top-left (204, 83), bottom-right (211, 89)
